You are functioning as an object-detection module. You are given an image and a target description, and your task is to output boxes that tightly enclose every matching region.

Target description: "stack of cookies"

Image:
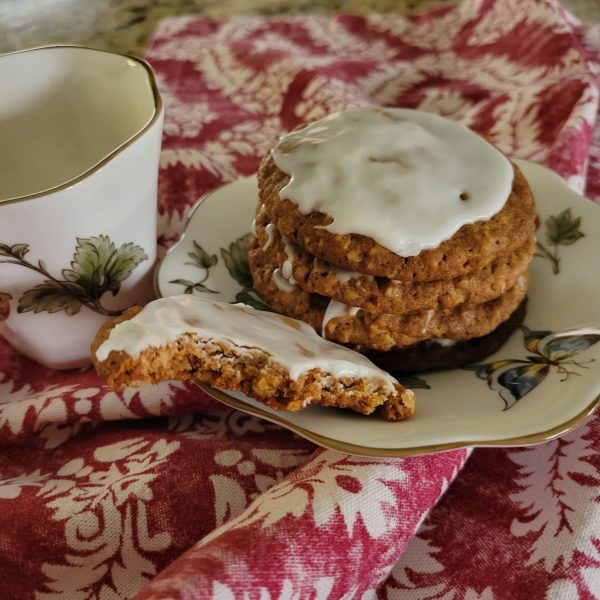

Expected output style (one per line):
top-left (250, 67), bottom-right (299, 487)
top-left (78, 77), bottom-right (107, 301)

top-left (248, 108), bottom-right (536, 374)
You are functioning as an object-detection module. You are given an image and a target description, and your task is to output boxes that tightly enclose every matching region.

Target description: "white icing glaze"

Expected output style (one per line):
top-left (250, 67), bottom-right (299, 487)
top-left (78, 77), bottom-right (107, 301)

top-left (281, 261), bottom-right (295, 282)
top-left (272, 108), bottom-right (513, 257)
top-left (270, 231), bottom-right (297, 291)
top-left (281, 235), bottom-right (297, 284)
top-left (262, 223), bottom-right (276, 251)
top-left (95, 295), bottom-right (396, 390)
top-left (322, 299), bottom-right (360, 338)
top-left (272, 267), bottom-right (297, 292)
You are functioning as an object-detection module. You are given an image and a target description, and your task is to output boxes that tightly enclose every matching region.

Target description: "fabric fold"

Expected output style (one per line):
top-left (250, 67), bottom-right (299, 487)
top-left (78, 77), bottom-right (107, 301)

top-left (134, 449), bottom-right (470, 599)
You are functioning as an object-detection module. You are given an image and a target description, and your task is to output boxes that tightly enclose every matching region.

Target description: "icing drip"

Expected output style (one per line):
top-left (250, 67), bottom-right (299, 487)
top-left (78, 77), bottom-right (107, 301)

top-left (272, 108), bottom-right (513, 257)
top-left (322, 299), bottom-right (361, 338)
top-left (95, 295), bottom-right (396, 390)
top-left (270, 231), bottom-right (297, 290)
top-left (262, 223), bottom-right (276, 251)
top-left (272, 267), bottom-right (297, 292)
top-left (281, 235), bottom-right (297, 284)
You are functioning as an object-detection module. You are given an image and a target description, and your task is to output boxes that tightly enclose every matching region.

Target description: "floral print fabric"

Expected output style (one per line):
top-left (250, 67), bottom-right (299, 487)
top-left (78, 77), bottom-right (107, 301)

top-left (0, 1), bottom-right (599, 598)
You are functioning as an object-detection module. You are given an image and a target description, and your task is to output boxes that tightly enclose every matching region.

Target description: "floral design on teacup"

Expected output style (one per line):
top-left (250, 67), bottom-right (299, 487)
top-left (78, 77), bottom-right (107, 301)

top-left (0, 292), bottom-right (12, 321)
top-left (0, 236), bottom-right (147, 317)
top-left (535, 208), bottom-right (584, 274)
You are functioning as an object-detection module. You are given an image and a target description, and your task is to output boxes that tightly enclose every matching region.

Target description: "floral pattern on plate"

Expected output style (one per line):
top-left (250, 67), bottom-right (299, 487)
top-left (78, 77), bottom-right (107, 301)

top-left (535, 208), bottom-right (585, 274)
top-left (156, 159), bottom-right (600, 456)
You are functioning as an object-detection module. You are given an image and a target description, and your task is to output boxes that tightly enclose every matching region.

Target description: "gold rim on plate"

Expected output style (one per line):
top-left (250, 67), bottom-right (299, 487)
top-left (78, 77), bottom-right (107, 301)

top-left (157, 167), bottom-right (600, 457)
top-left (196, 382), bottom-right (600, 457)
top-left (153, 185), bottom-right (222, 299)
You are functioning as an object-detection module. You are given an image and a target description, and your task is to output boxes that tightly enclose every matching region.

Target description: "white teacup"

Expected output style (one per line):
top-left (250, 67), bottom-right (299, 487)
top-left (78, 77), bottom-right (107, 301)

top-left (0, 46), bottom-right (164, 369)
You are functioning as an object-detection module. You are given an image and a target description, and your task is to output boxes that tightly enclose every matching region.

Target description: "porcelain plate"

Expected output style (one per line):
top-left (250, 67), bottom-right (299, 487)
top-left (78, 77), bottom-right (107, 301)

top-left (157, 160), bottom-right (600, 457)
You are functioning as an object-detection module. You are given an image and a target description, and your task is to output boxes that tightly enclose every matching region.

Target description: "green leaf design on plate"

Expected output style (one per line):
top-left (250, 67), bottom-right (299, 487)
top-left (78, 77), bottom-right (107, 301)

top-left (169, 278), bottom-right (196, 294)
top-left (194, 282), bottom-right (219, 294)
top-left (0, 235), bottom-right (148, 316)
top-left (18, 281), bottom-right (83, 315)
top-left (169, 240), bottom-right (220, 294)
top-left (221, 234), bottom-right (253, 289)
top-left (396, 375), bottom-right (430, 390)
top-left (220, 234), bottom-right (270, 310)
top-left (235, 290), bottom-right (270, 311)
top-left (186, 241), bottom-right (218, 269)
top-left (545, 209), bottom-right (584, 246)
top-left (535, 208), bottom-right (584, 275)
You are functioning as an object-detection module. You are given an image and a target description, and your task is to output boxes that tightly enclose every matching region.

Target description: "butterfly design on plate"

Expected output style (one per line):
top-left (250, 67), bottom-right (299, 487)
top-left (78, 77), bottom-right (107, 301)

top-left (464, 325), bottom-right (600, 411)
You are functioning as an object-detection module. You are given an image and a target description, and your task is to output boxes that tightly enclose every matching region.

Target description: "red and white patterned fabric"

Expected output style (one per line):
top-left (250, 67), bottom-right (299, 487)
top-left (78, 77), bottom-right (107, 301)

top-left (1, 1), bottom-right (599, 598)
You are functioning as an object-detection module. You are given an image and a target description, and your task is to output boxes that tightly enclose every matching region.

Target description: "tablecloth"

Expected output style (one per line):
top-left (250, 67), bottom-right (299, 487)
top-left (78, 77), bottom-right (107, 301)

top-left (0, 0), bottom-right (599, 598)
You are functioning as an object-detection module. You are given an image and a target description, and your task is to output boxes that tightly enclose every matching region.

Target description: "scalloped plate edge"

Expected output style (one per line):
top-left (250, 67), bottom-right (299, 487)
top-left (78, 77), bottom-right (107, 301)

top-left (196, 383), bottom-right (600, 457)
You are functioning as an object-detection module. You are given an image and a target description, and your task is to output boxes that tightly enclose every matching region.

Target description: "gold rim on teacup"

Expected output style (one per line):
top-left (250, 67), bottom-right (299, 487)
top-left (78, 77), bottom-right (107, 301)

top-left (0, 45), bottom-right (163, 206)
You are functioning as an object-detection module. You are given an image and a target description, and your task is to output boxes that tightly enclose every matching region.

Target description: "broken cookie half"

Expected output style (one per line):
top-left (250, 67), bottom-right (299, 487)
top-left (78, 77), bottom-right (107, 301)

top-left (91, 295), bottom-right (415, 421)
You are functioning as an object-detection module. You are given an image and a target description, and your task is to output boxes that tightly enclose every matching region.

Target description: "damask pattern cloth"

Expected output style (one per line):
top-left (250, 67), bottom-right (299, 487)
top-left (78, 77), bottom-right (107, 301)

top-left (0, 1), bottom-right (599, 598)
